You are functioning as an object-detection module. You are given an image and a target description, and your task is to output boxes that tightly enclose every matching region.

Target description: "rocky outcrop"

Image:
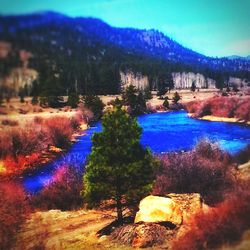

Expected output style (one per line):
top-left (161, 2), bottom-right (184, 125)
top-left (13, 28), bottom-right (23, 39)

top-left (111, 222), bottom-right (175, 248)
top-left (172, 72), bottom-right (216, 89)
top-left (135, 193), bottom-right (205, 226)
top-left (120, 71), bottom-right (149, 91)
top-left (135, 195), bottom-right (183, 225)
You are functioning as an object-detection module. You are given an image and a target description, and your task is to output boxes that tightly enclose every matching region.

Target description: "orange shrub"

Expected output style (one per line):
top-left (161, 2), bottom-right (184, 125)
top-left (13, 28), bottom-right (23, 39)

top-left (45, 116), bottom-right (74, 149)
top-left (3, 153), bottom-right (40, 174)
top-left (173, 187), bottom-right (250, 250)
top-left (0, 182), bottom-right (30, 249)
top-left (185, 96), bottom-right (250, 121)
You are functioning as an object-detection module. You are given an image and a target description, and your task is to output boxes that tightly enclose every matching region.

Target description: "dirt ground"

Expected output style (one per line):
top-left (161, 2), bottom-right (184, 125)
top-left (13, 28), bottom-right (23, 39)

top-left (13, 209), bottom-right (134, 250)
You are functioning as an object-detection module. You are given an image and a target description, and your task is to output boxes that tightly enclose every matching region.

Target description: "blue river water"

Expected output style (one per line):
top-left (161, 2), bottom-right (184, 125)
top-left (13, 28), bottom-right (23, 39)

top-left (23, 111), bottom-right (250, 193)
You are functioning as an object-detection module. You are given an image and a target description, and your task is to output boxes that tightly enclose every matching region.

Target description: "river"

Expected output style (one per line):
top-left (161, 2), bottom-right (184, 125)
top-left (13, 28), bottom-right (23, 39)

top-left (23, 111), bottom-right (250, 193)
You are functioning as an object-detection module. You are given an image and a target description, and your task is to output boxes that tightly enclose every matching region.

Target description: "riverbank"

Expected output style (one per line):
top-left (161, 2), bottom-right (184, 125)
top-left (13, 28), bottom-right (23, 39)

top-left (185, 96), bottom-right (250, 126)
top-left (198, 115), bottom-right (250, 125)
top-left (188, 113), bottom-right (250, 126)
top-left (0, 105), bottom-right (90, 179)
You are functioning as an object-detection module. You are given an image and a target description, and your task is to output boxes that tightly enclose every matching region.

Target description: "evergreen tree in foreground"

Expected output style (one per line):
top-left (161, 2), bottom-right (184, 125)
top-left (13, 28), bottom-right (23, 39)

top-left (82, 107), bottom-right (158, 223)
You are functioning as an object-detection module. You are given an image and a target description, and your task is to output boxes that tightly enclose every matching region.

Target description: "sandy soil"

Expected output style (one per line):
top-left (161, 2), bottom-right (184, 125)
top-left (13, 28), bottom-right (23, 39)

top-left (14, 209), bottom-right (133, 250)
top-left (198, 115), bottom-right (250, 125)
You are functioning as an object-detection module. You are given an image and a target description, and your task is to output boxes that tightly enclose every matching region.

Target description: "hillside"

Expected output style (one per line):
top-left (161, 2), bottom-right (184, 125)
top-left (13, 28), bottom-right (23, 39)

top-left (0, 11), bottom-right (249, 95)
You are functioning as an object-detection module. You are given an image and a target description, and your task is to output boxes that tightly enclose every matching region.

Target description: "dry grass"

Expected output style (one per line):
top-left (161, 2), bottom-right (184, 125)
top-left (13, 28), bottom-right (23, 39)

top-left (185, 96), bottom-right (250, 121)
top-left (0, 182), bottom-right (30, 249)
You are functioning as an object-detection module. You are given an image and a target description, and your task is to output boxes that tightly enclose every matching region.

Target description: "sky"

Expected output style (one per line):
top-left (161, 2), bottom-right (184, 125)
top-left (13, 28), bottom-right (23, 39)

top-left (0, 0), bottom-right (250, 57)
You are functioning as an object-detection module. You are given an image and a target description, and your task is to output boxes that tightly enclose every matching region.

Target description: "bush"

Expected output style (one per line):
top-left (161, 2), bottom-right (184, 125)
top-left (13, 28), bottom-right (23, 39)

top-left (172, 92), bottom-right (181, 104)
top-left (163, 98), bottom-right (169, 109)
top-left (83, 95), bottom-right (104, 119)
top-left (30, 162), bottom-right (83, 210)
top-left (234, 144), bottom-right (250, 164)
top-left (0, 182), bottom-right (30, 249)
top-left (1, 119), bottom-right (19, 126)
top-left (45, 116), bottom-right (74, 149)
top-left (31, 96), bottom-right (39, 105)
top-left (67, 93), bottom-right (79, 108)
top-left (185, 97), bottom-right (250, 121)
top-left (173, 187), bottom-right (250, 250)
top-left (153, 140), bottom-right (235, 204)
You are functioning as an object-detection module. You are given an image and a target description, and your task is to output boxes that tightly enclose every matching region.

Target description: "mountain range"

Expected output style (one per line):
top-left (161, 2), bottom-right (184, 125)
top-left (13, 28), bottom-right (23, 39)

top-left (0, 11), bottom-right (249, 94)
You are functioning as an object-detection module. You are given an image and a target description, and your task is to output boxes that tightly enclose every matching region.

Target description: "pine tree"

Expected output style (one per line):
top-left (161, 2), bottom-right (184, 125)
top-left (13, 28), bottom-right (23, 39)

top-left (18, 87), bottom-right (25, 103)
top-left (67, 92), bottom-right (79, 108)
top-left (122, 85), bottom-right (146, 115)
top-left (191, 81), bottom-right (196, 92)
top-left (163, 97), bottom-right (169, 109)
top-left (172, 91), bottom-right (181, 104)
top-left (83, 95), bottom-right (104, 119)
top-left (31, 95), bottom-right (39, 105)
top-left (82, 107), bottom-right (158, 223)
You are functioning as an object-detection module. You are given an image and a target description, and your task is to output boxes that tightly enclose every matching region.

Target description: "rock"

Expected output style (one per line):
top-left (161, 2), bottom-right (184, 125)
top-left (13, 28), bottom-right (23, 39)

top-left (167, 193), bottom-right (203, 223)
top-left (98, 235), bottom-right (109, 243)
top-left (135, 195), bottom-right (182, 225)
top-left (111, 223), bottom-right (173, 248)
top-left (132, 223), bottom-right (168, 248)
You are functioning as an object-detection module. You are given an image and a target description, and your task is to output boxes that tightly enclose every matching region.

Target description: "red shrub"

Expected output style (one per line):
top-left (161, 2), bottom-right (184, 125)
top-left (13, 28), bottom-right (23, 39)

top-left (1, 119), bottom-right (19, 126)
top-left (184, 100), bottom-right (201, 114)
top-left (153, 140), bottom-right (235, 204)
top-left (173, 187), bottom-right (250, 250)
top-left (30, 163), bottom-right (83, 210)
top-left (33, 116), bottom-right (44, 124)
top-left (0, 182), bottom-right (30, 249)
top-left (3, 153), bottom-right (40, 174)
top-left (185, 96), bottom-right (250, 121)
top-left (45, 116), bottom-right (74, 149)
top-left (0, 133), bottom-right (13, 158)
top-left (234, 99), bottom-right (250, 121)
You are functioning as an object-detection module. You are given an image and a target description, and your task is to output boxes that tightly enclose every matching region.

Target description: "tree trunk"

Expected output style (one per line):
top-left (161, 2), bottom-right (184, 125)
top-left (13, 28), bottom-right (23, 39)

top-left (116, 198), bottom-right (123, 225)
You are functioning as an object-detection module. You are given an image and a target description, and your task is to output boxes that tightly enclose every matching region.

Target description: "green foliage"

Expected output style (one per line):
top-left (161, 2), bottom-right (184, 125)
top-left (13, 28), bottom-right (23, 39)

top-left (47, 96), bottom-right (64, 108)
top-left (144, 87), bottom-right (152, 100)
top-left (39, 96), bottom-right (47, 107)
top-left (163, 97), bottom-right (169, 109)
top-left (0, 93), bottom-right (3, 106)
top-left (83, 95), bottom-right (104, 118)
top-left (67, 93), bottom-right (79, 108)
top-left (109, 97), bottom-right (123, 108)
top-left (82, 107), bottom-right (158, 223)
top-left (18, 87), bottom-right (25, 103)
top-left (31, 95), bottom-right (38, 105)
top-left (191, 81), bottom-right (196, 92)
top-left (122, 85), bottom-right (146, 115)
top-left (172, 91), bottom-right (181, 104)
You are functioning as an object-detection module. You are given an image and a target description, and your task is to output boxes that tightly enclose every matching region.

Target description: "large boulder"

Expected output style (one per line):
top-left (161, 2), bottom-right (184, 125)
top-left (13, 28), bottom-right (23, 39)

top-left (167, 193), bottom-right (204, 222)
top-left (135, 193), bottom-right (204, 225)
top-left (134, 195), bottom-right (182, 225)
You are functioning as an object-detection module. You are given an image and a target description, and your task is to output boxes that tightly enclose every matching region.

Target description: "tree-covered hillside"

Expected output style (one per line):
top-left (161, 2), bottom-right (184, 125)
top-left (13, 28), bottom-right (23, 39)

top-left (0, 11), bottom-right (249, 95)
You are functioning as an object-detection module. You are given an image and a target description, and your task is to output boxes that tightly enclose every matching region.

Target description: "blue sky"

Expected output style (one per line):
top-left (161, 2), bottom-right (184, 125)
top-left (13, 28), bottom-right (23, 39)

top-left (0, 0), bottom-right (250, 57)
